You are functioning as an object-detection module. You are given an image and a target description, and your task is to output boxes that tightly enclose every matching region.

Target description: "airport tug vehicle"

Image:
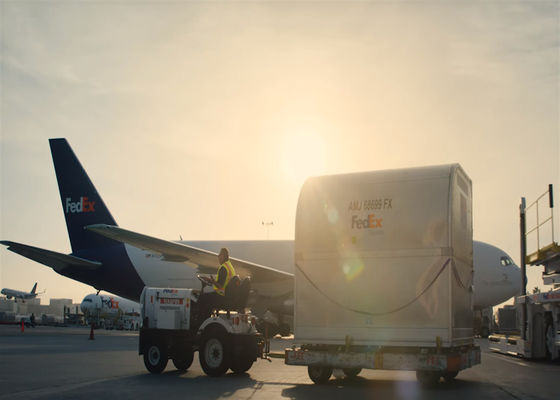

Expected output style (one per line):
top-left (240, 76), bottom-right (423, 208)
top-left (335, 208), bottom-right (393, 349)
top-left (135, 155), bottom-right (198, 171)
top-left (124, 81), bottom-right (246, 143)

top-left (139, 277), bottom-right (264, 376)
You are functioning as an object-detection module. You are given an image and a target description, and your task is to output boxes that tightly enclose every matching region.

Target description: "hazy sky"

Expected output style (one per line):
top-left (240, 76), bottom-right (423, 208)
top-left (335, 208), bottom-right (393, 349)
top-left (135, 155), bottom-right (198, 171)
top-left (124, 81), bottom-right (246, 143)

top-left (1, 1), bottom-right (558, 303)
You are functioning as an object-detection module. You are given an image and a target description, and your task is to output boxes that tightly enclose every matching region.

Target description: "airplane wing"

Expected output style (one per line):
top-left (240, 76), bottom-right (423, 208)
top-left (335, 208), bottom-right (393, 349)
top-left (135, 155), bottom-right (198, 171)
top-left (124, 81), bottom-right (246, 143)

top-left (85, 224), bottom-right (294, 297)
top-left (0, 241), bottom-right (102, 272)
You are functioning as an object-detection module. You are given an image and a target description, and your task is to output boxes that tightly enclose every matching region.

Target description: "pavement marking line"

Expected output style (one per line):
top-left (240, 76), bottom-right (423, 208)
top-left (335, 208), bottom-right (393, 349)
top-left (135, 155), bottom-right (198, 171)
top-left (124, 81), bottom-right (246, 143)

top-left (497, 385), bottom-right (526, 400)
top-left (0, 375), bottom-right (133, 400)
top-left (485, 352), bottom-right (532, 368)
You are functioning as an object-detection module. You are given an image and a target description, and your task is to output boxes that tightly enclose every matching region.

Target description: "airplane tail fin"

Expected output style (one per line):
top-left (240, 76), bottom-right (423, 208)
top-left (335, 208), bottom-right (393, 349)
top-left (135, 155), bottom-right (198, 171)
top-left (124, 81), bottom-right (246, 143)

top-left (49, 138), bottom-right (118, 253)
top-left (31, 282), bottom-right (37, 294)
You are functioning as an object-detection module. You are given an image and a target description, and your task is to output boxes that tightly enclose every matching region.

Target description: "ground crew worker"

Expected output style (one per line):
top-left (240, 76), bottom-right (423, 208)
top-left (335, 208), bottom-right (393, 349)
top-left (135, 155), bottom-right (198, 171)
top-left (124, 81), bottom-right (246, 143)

top-left (209, 248), bottom-right (238, 297)
top-left (199, 248), bottom-right (250, 314)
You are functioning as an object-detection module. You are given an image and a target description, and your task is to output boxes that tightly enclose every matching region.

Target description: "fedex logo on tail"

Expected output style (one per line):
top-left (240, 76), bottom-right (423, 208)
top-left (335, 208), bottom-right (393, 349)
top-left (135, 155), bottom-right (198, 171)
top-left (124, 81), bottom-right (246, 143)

top-left (65, 197), bottom-right (95, 213)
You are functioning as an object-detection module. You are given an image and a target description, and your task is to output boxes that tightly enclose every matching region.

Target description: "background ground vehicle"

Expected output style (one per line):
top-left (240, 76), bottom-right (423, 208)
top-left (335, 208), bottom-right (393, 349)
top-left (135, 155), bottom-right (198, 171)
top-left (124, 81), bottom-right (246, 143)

top-left (489, 185), bottom-right (559, 360)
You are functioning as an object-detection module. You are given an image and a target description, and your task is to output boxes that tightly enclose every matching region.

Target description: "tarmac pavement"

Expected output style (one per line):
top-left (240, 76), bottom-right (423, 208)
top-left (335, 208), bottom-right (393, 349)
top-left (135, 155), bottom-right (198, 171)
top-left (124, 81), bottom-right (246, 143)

top-left (0, 325), bottom-right (558, 400)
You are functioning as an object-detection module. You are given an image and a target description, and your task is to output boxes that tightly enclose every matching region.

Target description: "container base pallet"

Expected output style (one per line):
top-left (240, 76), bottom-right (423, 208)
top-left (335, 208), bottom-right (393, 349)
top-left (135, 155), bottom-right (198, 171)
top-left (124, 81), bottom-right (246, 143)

top-left (285, 346), bottom-right (480, 372)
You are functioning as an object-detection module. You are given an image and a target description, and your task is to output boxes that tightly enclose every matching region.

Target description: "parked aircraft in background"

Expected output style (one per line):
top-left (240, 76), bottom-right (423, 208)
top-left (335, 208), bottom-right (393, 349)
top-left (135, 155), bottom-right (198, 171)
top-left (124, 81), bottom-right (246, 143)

top-left (473, 241), bottom-right (521, 309)
top-left (1, 283), bottom-right (43, 303)
top-left (472, 241), bottom-right (521, 336)
top-left (80, 293), bottom-right (140, 317)
top-left (80, 292), bottom-right (141, 330)
top-left (1, 139), bottom-right (521, 334)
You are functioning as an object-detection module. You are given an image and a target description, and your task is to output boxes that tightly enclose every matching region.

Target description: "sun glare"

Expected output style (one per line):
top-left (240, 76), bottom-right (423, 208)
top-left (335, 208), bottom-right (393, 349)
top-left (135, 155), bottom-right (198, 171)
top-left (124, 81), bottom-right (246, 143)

top-left (280, 130), bottom-right (327, 185)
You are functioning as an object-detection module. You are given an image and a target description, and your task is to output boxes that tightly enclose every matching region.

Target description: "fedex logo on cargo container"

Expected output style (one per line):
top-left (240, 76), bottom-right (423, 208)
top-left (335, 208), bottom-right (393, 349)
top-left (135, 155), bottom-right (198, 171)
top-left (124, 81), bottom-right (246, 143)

top-left (351, 214), bottom-right (383, 229)
top-left (65, 197), bottom-right (95, 213)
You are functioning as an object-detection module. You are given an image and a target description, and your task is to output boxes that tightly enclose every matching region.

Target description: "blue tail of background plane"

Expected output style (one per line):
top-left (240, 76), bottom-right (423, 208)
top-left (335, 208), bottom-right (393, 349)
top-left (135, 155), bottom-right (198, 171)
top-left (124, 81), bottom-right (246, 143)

top-left (49, 138), bottom-right (118, 252)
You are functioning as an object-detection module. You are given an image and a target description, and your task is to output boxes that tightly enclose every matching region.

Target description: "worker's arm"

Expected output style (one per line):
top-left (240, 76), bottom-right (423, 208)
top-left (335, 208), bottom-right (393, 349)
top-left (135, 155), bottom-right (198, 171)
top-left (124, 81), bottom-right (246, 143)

top-left (216, 267), bottom-right (227, 287)
top-left (209, 266), bottom-right (227, 287)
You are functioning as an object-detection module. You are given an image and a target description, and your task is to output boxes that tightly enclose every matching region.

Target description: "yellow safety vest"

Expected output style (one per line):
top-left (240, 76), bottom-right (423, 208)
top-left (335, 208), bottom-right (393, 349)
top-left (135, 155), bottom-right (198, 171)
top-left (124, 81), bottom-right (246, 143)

top-left (213, 260), bottom-right (236, 296)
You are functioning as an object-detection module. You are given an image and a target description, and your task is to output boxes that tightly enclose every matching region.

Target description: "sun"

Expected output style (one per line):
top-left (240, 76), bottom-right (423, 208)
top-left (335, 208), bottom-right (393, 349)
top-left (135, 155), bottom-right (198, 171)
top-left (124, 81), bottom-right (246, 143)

top-left (279, 130), bottom-right (327, 185)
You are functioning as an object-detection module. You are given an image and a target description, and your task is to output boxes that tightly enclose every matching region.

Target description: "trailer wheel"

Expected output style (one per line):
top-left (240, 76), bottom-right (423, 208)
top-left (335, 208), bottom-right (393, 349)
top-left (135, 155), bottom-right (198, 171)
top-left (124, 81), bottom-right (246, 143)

top-left (308, 365), bottom-right (333, 384)
top-left (442, 371), bottom-right (459, 382)
top-left (144, 341), bottom-right (168, 374)
top-left (172, 348), bottom-right (194, 371)
top-left (343, 367), bottom-right (361, 379)
top-left (231, 356), bottom-right (254, 373)
top-left (199, 325), bottom-right (231, 377)
top-left (416, 370), bottom-right (440, 387)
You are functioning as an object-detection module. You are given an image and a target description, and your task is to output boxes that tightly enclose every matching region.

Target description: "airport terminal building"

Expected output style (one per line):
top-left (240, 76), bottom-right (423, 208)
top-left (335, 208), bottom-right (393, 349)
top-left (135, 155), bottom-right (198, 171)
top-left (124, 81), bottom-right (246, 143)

top-left (0, 297), bottom-right (82, 325)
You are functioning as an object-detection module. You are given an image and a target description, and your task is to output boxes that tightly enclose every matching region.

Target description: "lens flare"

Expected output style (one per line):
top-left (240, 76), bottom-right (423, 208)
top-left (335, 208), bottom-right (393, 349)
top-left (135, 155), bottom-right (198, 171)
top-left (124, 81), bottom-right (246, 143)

top-left (327, 207), bottom-right (339, 224)
top-left (342, 259), bottom-right (364, 282)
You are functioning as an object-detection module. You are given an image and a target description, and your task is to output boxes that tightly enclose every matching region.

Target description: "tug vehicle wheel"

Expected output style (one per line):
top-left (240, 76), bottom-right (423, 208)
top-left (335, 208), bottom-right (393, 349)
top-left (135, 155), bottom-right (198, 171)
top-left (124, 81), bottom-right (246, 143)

top-left (199, 325), bottom-right (231, 377)
top-left (172, 348), bottom-right (194, 371)
top-left (231, 356), bottom-right (254, 373)
top-left (144, 341), bottom-right (168, 374)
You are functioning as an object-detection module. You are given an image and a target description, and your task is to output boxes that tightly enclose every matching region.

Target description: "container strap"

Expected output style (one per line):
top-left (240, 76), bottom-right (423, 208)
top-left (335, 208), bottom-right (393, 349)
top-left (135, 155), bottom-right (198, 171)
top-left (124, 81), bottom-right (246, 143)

top-left (295, 258), bottom-right (450, 317)
top-left (451, 261), bottom-right (470, 289)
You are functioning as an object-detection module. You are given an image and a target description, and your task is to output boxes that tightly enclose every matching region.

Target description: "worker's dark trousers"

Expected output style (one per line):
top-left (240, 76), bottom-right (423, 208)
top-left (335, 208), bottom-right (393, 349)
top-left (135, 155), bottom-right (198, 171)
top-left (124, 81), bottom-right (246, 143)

top-left (198, 277), bottom-right (251, 314)
top-left (226, 276), bottom-right (251, 311)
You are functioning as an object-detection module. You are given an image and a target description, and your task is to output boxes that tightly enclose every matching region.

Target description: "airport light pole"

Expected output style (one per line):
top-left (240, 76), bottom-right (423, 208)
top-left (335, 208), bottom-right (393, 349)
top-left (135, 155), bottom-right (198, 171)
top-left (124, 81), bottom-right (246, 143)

top-left (520, 197), bottom-right (527, 340)
top-left (262, 221), bottom-right (274, 240)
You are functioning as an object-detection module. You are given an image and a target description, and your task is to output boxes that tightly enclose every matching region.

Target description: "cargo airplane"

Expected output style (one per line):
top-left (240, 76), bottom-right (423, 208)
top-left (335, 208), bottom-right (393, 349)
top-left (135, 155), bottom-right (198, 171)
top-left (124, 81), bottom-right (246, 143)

top-left (1, 139), bottom-right (521, 333)
top-left (81, 292), bottom-right (141, 329)
top-left (80, 293), bottom-right (140, 317)
top-left (1, 282), bottom-right (43, 303)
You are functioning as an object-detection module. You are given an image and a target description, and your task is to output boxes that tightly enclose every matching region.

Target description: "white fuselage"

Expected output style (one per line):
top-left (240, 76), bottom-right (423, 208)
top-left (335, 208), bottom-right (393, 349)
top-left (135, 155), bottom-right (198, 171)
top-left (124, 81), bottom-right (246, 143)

top-left (80, 293), bottom-right (140, 318)
top-left (472, 240), bottom-right (521, 308)
top-left (124, 240), bottom-right (520, 310)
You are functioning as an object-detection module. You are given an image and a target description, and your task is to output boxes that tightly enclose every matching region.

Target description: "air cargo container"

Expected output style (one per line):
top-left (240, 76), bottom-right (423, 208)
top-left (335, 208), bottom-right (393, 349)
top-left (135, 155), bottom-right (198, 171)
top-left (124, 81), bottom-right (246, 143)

top-left (285, 164), bottom-right (480, 385)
